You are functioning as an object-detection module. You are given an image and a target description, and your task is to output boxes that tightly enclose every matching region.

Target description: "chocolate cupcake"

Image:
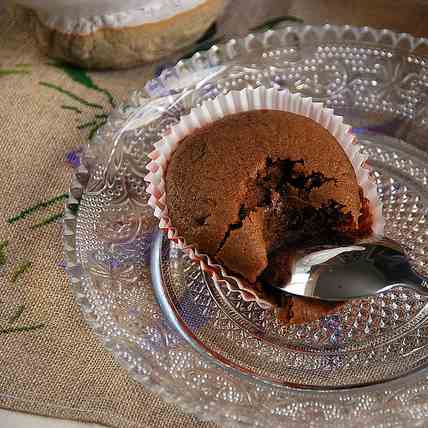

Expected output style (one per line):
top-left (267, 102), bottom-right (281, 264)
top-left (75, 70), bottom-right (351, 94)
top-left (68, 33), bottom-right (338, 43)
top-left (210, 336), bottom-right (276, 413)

top-left (146, 88), bottom-right (384, 324)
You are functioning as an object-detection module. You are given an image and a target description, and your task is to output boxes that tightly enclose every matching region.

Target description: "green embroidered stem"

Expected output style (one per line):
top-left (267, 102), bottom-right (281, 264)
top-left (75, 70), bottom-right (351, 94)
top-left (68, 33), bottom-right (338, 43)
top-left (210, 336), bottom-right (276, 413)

top-left (49, 62), bottom-right (116, 108)
top-left (7, 192), bottom-right (68, 224)
top-left (31, 211), bottom-right (64, 230)
top-left (39, 82), bottom-right (104, 110)
top-left (0, 240), bottom-right (8, 267)
top-left (77, 120), bottom-right (98, 130)
top-left (96, 87), bottom-right (116, 108)
top-left (62, 105), bottom-right (82, 114)
top-left (78, 114), bottom-right (108, 131)
top-left (0, 69), bottom-right (31, 76)
top-left (250, 15), bottom-right (303, 32)
top-left (88, 119), bottom-right (107, 140)
top-left (11, 261), bottom-right (32, 283)
top-left (68, 202), bottom-right (80, 216)
top-left (0, 323), bottom-right (45, 335)
top-left (8, 305), bottom-right (26, 324)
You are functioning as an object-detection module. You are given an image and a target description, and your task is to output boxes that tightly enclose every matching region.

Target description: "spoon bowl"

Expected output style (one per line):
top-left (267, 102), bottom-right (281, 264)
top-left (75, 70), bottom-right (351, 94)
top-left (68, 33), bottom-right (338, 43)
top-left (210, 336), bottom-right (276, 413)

top-left (275, 237), bottom-right (428, 301)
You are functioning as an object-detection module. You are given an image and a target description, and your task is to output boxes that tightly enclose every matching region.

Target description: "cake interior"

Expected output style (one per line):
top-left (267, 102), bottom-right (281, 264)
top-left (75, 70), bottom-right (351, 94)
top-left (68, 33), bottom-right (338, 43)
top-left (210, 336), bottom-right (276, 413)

top-left (213, 156), bottom-right (372, 317)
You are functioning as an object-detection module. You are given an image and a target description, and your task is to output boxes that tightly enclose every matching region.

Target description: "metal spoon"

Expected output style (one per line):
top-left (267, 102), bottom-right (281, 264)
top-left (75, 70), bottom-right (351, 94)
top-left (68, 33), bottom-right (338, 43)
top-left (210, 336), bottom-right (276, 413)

top-left (274, 237), bottom-right (428, 301)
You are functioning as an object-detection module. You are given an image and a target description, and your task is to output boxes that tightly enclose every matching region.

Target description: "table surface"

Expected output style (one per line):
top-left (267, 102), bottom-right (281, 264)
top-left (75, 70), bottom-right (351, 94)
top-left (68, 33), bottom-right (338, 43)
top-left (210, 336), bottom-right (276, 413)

top-left (3, 0), bottom-right (428, 427)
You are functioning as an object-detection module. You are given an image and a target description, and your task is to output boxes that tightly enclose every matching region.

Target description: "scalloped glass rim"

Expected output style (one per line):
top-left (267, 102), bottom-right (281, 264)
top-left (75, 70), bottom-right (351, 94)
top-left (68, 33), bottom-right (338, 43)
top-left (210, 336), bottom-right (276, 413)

top-left (145, 24), bottom-right (428, 98)
top-left (64, 24), bottom-right (428, 428)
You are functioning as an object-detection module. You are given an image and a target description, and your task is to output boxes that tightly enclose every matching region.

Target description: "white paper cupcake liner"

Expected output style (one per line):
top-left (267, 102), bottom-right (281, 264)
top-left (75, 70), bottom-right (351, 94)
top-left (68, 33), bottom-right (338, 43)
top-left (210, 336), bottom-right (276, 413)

top-left (145, 87), bottom-right (385, 309)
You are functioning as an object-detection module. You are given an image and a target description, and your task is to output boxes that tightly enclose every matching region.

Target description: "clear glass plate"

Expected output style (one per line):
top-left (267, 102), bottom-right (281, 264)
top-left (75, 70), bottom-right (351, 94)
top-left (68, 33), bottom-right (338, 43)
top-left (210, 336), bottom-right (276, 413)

top-left (64, 25), bottom-right (428, 427)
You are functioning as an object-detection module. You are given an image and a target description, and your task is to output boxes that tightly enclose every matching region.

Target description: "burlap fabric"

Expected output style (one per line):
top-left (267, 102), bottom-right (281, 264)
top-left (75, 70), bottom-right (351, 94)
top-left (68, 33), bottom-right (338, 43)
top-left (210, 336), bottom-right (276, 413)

top-left (0, 6), bottom-right (217, 428)
top-left (1, 2), bottom-right (428, 427)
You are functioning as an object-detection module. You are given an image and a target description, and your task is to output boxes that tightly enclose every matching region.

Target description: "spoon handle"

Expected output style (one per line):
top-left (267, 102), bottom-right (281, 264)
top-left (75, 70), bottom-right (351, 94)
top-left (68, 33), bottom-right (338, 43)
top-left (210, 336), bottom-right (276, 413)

top-left (401, 271), bottom-right (428, 294)
top-left (375, 249), bottom-right (428, 294)
top-left (336, 242), bottom-right (428, 297)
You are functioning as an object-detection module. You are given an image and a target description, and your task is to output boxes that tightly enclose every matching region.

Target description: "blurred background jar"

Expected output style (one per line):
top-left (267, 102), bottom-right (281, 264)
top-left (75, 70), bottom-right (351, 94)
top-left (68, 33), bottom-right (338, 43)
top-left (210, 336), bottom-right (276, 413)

top-left (8, 0), bottom-right (428, 70)
top-left (10, 0), bottom-right (226, 69)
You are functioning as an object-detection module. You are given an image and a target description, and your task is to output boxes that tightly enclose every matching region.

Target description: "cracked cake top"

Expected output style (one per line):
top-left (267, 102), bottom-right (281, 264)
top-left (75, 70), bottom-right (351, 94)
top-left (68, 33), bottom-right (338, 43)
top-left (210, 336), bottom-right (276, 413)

top-left (165, 110), bottom-right (365, 283)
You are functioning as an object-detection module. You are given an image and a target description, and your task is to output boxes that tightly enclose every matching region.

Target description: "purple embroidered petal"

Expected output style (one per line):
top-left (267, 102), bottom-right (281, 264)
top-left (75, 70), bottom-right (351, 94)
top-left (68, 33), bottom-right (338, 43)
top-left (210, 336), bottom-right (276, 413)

top-left (65, 150), bottom-right (81, 168)
top-left (145, 78), bottom-right (171, 98)
top-left (57, 260), bottom-right (66, 269)
top-left (352, 118), bottom-right (404, 137)
top-left (109, 258), bottom-right (121, 269)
